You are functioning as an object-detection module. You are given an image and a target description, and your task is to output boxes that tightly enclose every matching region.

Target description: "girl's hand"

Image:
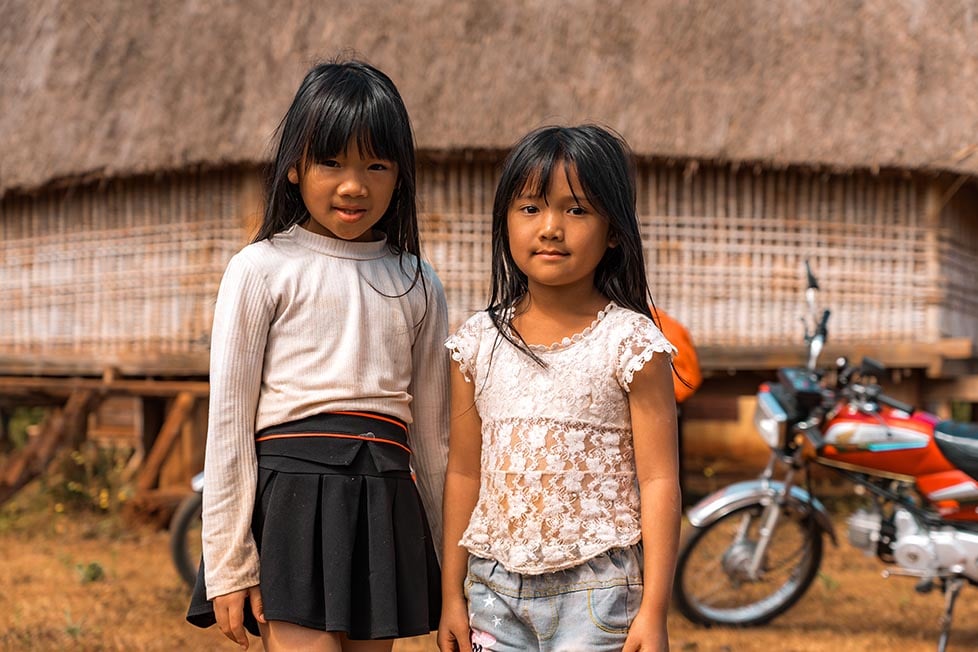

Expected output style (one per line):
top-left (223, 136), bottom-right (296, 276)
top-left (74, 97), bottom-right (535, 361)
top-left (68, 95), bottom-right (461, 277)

top-left (436, 594), bottom-right (471, 652)
top-left (213, 585), bottom-right (265, 649)
top-left (621, 608), bottom-right (668, 652)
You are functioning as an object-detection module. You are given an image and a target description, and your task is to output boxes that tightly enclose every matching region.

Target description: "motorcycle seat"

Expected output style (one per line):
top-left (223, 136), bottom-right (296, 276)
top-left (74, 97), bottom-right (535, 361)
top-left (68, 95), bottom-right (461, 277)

top-left (934, 421), bottom-right (978, 481)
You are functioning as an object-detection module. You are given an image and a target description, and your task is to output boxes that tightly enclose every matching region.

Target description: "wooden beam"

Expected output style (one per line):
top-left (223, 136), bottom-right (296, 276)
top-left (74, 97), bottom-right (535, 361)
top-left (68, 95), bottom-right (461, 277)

top-left (0, 376), bottom-right (209, 398)
top-left (0, 351), bottom-right (209, 377)
top-left (135, 392), bottom-right (197, 492)
top-left (699, 338), bottom-right (974, 375)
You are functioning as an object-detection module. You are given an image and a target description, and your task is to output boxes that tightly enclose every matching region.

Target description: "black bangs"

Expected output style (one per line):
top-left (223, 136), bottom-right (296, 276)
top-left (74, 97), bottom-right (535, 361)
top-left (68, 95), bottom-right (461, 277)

top-left (304, 78), bottom-right (406, 165)
top-left (498, 132), bottom-right (561, 212)
top-left (510, 149), bottom-right (557, 201)
top-left (499, 128), bottom-right (614, 219)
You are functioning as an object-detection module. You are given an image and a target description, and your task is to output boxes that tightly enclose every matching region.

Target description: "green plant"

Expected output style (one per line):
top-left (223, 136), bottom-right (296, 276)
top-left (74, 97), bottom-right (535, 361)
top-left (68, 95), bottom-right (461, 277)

top-left (63, 609), bottom-right (82, 639)
top-left (75, 561), bottom-right (105, 584)
top-left (817, 571), bottom-right (840, 591)
top-left (47, 442), bottom-right (134, 513)
top-left (4, 406), bottom-right (48, 449)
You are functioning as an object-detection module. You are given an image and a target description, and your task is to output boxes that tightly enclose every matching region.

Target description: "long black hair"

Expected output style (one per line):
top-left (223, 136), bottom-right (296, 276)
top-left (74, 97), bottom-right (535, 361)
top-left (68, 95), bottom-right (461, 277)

top-left (487, 125), bottom-right (657, 359)
top-left (255, 58), bottom-right (421, 267)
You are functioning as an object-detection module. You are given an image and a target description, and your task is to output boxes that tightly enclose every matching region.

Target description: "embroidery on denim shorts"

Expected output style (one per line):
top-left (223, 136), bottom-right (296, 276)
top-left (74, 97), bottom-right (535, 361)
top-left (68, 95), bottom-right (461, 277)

top-left (471, 628), bottom-right (497, 651)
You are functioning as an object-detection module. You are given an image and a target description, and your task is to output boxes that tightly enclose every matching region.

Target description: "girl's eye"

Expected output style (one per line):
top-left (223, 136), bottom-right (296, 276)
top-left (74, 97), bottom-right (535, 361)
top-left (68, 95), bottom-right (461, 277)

top-left (519, 204), bottom-right (540, 215)
top-left (320, 160), bottom-right (341, 168)
top-left (368, 162), bottom-right (391, 171)
top-left (568, 206), bottom-right (587, 216)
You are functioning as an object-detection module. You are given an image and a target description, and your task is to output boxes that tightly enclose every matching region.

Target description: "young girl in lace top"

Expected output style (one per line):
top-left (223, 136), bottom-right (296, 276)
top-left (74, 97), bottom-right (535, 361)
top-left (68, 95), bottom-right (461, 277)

top-left (438, 125), bottom-right (681, 652)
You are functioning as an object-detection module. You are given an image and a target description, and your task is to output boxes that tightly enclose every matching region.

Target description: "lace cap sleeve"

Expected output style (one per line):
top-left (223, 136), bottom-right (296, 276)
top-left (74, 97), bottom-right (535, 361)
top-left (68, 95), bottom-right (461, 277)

top-left (445, 312), bottom-right (488, 383)
top-left (616, 314), bottom-right (678, 392)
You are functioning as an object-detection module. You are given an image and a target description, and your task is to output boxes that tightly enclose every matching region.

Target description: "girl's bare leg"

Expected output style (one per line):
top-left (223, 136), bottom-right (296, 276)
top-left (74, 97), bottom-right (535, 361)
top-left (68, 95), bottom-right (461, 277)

top-left (340, 634), bottom-right (394, 652)
top-left (263, 620), bottom-right (342, 651)
top-left (261, 622), bottom-right (395, 652)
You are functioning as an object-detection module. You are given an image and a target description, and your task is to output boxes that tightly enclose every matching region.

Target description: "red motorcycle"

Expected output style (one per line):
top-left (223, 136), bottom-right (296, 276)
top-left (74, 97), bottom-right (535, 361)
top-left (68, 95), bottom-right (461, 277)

top-left (673, 264), bottom-right (978, 651)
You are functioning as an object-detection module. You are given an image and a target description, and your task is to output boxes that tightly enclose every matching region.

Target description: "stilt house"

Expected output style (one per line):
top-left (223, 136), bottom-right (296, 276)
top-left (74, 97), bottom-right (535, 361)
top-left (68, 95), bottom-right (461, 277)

top-left (2, 1), bottom-right (977, 496)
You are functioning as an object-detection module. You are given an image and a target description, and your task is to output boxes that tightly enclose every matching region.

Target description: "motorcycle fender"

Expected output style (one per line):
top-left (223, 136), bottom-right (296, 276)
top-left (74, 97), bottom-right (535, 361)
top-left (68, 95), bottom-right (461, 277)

top-left (687, 480), bottom-right (837, 545)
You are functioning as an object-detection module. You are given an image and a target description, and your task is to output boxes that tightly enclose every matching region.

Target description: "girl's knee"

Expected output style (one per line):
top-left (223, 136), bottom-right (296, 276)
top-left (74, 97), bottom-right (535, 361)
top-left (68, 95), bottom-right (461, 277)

top-left (264, 620), bottom-right (341, 652)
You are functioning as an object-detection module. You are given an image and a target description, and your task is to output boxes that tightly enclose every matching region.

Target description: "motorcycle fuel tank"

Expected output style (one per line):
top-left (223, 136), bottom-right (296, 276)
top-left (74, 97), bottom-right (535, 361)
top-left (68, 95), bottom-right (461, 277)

top-left (822, 406), bottom-right (978, 520)
top-left (821, 406), bottom-right (947, 476)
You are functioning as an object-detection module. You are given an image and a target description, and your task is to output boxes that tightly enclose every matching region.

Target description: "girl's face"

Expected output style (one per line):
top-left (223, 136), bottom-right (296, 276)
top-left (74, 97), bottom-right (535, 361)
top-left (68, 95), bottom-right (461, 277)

top-left (507, 162), bottom-right (615, 296)
top-left (288, 144), bottom-right (398, 242)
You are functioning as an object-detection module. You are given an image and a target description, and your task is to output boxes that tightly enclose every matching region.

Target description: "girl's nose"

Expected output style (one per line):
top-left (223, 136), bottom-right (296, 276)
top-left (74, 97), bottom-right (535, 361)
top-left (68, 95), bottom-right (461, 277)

top-left (540, 209), bottom-right (563, 239)
top-left (338, 170), bottom-right (368, 197)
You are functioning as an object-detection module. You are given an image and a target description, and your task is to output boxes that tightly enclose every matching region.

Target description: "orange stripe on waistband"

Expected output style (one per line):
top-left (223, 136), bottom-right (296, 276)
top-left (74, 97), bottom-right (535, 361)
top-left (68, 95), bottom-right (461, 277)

top-left (331, 411), bottom-right (408, 433)
top-left (254, 432), bottom-right (412, 456)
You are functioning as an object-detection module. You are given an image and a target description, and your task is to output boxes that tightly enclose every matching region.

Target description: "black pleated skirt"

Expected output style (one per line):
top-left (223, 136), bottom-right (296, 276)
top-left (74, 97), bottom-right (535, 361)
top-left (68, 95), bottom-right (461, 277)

top-left (186, 412), bottom-right (441, 640)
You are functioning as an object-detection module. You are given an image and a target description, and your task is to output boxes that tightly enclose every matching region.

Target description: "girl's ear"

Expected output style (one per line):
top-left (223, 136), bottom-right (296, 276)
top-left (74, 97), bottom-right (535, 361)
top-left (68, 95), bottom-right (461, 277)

top-left (607, 233), bottom-right (619, 248)
top-left (287, 166), bottom-right (299, 184)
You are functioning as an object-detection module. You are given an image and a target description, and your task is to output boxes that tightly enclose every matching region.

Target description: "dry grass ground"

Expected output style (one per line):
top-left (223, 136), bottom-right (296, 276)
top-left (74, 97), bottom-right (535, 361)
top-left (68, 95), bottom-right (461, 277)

top-left (2, 483), bottom-right (978, 652)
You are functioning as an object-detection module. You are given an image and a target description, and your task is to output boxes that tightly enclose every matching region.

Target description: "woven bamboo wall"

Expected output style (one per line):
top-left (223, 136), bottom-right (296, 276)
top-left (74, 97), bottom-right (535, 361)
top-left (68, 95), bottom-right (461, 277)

top-left (419, 159), bottom-right (950, 347)
top-left (940, 183), bottom-right (978, 344)
top-left (0, 170), bottom-right (247, 369)
top-left (639, 164), bottom-right (933, 345)
top-left (418, 160), bottom-right (498, 327)
top-left (1, 160), bottom-right (972, 377)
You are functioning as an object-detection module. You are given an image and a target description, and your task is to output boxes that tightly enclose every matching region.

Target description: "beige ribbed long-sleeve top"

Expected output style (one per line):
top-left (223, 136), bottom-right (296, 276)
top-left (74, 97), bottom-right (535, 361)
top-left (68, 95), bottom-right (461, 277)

top-left (201, 225), bottom-right (449, 599)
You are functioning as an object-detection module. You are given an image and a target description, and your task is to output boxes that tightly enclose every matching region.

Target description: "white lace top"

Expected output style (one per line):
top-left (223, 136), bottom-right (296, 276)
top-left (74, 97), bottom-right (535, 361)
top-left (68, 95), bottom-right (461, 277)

top-left (446, 303), bottom-right (675, 574)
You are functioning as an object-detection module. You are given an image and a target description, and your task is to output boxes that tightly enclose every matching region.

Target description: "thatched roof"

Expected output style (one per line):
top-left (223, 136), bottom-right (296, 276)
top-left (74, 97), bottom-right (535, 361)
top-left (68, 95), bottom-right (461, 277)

top-left (2, 0), bottom-right (978, 196)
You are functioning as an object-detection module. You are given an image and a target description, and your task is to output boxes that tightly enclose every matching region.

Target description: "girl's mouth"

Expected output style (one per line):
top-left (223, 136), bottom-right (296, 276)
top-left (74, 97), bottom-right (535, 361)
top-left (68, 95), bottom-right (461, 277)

top-left (334, 206), bottom-right (368, 222)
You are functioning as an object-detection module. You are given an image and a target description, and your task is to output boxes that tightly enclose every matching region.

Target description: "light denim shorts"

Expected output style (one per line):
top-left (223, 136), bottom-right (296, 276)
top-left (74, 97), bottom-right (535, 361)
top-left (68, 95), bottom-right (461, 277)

top-left (464, 544), bottom-right (644, 652)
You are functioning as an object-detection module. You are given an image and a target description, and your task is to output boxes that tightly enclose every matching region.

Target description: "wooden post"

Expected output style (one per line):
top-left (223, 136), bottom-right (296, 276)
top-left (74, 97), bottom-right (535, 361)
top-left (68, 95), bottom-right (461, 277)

top-left (135, 391), bottom-right (196, 493)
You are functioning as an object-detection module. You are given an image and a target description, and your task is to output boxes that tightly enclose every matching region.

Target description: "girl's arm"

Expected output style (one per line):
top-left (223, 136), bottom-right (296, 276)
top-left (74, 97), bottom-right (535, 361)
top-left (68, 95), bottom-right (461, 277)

top-left (202, 254), bottom-right (273, 645)
top-left (406, 265), bottom-right (450, 550)
top-left (437, 363), bottom-right (483, 652)
top-left (624, 353), bottom-right (681, 652)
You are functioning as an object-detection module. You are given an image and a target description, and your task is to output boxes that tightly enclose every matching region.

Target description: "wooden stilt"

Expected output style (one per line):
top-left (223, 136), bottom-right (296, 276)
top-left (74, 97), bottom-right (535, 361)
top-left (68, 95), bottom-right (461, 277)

top-left (135, 391), bottom-right (196, 493)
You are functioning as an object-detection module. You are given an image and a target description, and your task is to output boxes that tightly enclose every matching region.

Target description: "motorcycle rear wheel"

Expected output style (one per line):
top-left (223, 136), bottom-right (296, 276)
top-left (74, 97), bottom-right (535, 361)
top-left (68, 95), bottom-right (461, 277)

top-left (169, 491), bottom-right (203, 589)
top-left (674, 500), bottom-right (823, 626)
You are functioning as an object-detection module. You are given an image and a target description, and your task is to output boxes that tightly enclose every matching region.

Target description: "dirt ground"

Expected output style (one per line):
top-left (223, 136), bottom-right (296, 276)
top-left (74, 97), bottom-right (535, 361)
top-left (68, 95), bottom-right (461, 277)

top-left (3, 484), bottom-right (978, 652)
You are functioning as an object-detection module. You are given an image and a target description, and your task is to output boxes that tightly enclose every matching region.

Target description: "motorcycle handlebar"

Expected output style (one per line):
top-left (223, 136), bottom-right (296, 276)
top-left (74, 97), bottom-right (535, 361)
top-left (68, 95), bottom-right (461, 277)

top-left (878, 394), bottom-right (915, 415)
top-left (840, 381), bottom-right (916, 416)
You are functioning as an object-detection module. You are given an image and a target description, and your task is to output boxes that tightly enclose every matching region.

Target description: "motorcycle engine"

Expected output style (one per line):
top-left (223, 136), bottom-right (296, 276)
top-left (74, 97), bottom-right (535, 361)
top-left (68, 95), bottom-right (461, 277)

top-left (847, 508), bottom-right (978, 580)
top-left (888, 509), bottom-right (978, 580)
top-left (846, 509), bottom-right (884, 555)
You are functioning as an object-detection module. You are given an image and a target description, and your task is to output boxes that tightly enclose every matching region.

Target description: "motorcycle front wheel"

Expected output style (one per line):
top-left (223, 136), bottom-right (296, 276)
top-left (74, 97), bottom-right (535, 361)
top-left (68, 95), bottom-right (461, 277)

top-left (169, 491), bottom-right (203, 588)
top-left (674, 499), bottom-right (823, 626)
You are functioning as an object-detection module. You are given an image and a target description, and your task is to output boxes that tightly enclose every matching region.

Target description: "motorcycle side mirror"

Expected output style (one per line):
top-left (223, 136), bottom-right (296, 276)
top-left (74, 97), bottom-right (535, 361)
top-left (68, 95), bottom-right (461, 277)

top-left (803, 260), bottom-right (820, 324)
top-left (805, 260), bottom-right (819, 291)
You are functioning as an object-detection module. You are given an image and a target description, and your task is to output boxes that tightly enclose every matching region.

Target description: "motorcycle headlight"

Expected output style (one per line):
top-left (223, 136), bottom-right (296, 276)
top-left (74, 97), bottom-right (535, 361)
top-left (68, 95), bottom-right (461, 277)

top-left (754, 390), bottom-right (788, 449)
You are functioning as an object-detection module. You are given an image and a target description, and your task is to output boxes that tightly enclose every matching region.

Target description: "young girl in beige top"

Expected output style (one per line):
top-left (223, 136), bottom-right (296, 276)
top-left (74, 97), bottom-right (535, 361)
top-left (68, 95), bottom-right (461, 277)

top-left (186, 59), bottom-right (448, 652)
